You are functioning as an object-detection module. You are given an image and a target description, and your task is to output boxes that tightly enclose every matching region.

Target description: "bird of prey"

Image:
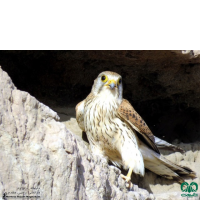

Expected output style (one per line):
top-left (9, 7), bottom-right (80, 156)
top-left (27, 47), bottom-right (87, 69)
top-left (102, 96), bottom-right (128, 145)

top-left (76, 71), bottom-right (196, 186)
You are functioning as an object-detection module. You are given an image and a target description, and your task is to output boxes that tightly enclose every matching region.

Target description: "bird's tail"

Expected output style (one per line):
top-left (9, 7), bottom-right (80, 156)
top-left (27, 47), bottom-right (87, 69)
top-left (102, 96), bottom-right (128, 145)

top-left (140, 145), bottom-right (196, 183)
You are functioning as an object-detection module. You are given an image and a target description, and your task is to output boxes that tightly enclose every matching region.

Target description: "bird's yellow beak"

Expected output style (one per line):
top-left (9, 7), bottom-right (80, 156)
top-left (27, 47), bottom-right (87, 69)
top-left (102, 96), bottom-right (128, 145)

top-left (105, 79), bottom-right (117, 89)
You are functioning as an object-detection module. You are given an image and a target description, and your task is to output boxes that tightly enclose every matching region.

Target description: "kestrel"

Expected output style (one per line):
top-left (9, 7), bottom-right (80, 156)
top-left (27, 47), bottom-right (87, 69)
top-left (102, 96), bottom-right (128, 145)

top-left (76, 71), bottom-right (196, 186)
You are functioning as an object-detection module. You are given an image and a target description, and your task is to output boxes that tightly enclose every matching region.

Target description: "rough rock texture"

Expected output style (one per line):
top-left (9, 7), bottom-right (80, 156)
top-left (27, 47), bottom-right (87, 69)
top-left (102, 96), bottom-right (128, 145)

top-left (0, 67), bottom-right (155, 199)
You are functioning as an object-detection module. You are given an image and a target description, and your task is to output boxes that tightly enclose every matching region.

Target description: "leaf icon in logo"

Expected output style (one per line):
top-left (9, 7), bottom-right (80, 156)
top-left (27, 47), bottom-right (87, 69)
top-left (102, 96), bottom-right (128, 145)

top-left (189, 182), bottom-right (198, 193)
top-left (181, 182), bottom-right (189, 192)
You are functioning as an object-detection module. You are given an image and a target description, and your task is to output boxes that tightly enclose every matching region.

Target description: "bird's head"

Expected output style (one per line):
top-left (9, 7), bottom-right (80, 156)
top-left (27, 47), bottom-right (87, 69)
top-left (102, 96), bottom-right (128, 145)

top-left (91, 71), bottom-right (123, 101)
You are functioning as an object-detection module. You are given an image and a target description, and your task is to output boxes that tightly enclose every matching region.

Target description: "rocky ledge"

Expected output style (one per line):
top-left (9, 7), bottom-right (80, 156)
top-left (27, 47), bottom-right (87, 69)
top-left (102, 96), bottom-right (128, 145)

top-left (0, 67), bottom-right (199, 200)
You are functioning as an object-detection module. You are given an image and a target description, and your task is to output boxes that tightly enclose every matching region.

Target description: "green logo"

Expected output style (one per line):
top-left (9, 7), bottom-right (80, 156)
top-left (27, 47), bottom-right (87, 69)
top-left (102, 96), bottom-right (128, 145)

top-left (181, 182), bottom-right (199, 197)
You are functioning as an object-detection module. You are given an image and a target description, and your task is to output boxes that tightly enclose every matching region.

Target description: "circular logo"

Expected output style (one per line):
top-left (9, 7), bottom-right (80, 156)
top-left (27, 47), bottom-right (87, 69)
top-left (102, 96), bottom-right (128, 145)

top-left (181, 182), bottom-right (198, 193)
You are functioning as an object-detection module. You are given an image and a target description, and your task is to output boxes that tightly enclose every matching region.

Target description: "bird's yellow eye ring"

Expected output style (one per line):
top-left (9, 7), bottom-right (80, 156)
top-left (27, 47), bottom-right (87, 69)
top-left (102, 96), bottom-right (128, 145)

top-left (101, 75), bottom-right (108, 82)
top-left (118, 78), bottom-right (122, 85)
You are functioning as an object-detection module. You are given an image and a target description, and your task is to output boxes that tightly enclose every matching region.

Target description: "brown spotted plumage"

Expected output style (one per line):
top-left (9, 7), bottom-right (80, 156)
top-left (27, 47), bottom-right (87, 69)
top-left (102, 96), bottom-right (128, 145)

top-left (118, 99), bottom-right (159, 153)
top-left (76, 71), bottom-right (196, 186)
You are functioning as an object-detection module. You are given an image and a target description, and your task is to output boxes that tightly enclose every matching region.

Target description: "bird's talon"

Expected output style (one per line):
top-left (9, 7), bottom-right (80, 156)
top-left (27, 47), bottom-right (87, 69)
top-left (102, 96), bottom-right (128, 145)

top-left (120, 174), bottom-right (132, 188)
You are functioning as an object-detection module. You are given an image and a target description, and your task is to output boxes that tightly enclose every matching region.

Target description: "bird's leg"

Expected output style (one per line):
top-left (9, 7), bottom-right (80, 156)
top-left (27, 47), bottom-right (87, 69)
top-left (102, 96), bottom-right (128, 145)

top-left (121, 167), bottom-right (133, 188)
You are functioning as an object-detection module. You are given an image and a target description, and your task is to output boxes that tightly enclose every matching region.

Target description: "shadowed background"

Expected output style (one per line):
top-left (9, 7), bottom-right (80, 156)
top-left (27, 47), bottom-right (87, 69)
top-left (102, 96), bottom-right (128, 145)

top-left (1, 50), bottom-right (200, 143)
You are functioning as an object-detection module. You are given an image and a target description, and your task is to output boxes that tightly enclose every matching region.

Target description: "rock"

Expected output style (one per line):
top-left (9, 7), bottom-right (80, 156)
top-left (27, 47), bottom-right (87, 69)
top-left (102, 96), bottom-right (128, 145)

top-left (182, 50), bottom-right (200, 58)
top-left (0, 67), bottom-right (153, 199)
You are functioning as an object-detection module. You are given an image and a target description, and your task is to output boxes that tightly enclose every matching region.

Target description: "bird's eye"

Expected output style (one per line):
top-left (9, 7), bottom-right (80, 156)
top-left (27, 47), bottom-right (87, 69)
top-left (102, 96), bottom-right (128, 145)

top-left (118, 78), bottom-right (122, 85)
top-left (101, 75), bottom-right (107, 82)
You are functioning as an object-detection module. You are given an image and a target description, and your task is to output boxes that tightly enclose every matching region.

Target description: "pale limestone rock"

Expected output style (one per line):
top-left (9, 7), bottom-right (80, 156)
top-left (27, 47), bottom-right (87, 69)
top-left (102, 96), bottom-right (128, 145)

top-left (171, 50), bottom-right (200, 58)
top-left (62, 118), bottom-right (82, 139)
top-left (182, 50), bottom-right (200, 58)
top-left (0, 66), bottom-right (153, 199)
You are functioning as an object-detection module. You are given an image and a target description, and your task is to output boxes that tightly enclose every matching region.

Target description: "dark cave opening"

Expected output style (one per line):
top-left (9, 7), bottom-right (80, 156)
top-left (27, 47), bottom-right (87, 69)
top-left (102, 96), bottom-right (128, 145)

top-left (1, 50), bottom-right (200, 143)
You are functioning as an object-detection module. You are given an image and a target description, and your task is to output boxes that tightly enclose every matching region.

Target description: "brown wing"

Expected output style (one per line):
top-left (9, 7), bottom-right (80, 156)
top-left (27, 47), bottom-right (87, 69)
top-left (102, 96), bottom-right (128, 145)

top-left (117, 99), bottom-right (160, 154)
